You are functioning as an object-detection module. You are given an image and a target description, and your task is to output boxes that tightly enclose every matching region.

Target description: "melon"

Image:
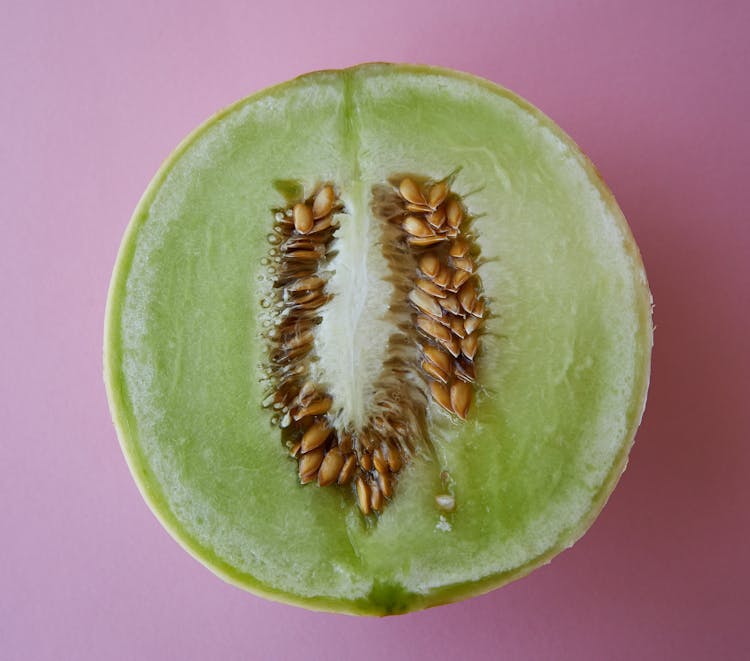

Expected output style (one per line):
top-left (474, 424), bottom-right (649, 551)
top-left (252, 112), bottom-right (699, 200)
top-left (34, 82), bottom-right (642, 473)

top-left (104, 63), bottom-right (652, 615)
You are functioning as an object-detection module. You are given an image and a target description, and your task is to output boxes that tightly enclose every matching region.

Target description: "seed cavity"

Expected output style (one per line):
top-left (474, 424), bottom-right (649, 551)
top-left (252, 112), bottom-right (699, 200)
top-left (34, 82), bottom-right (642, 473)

top-left (263, 176), bottom-right (486, 516)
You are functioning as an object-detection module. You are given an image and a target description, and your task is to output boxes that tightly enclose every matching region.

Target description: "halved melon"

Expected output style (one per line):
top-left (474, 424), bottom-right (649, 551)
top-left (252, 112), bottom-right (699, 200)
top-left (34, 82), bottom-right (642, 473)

top-left (104, 63), bottom-right (652, 615)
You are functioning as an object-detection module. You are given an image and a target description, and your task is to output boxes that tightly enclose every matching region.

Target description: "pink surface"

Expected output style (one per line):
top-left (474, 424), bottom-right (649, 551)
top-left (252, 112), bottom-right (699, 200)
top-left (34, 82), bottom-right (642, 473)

top-left (2, 1), bottom-right (749, 659)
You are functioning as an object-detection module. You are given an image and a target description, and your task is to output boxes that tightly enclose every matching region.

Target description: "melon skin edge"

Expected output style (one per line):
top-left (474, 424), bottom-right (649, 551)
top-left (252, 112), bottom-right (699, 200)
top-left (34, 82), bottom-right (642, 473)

top-left (103, 62), bottom-right (653, 616)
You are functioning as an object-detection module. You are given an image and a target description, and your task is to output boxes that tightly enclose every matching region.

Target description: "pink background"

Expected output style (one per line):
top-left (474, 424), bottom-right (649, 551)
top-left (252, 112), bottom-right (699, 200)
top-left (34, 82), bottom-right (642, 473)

top-left (3, 1), bottom-right (749, 659)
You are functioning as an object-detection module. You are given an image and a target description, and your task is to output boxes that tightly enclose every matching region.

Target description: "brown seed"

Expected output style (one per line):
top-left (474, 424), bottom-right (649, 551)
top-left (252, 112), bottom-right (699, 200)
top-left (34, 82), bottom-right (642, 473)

top-left (416, 278), bottom-right (447, 298)
top-left (289, 441), bottom-right (301, 457)
top-left (379, 472), bottom-right (393, 498)
top-left (284, 329), bottom-right (314, 350)
top-left (433, 266), bottom-right (452, 289)
top-left (455, 361), bottom-right (476, 383)
top-left (318, 447), bottom-right (345, 486)
top-left (451, 269), bottom-right (471, 291)
top-left (409, 288), bottom-right (443, 317)
top-left (408, 235), bottom-right (447, 248)
top-left (309, 215), bottom-right (335, 233)
top-left (464, 314), bottom-right (481, 335)
top-left (293, 397), bottom-right (332, 420)
top-left (446, 199), bottom-right (463, 228)
top-left (427, 207), bottom-right (446, 229)
top-left (440, 335), bottom-right (462, 357)
top-left (297, 381), bottom-right (316, 405)
top-left (370, 482), bottom-right (384, 512)
top-left (419, 253), bottom-right (440, 278)
top-left (423, 344), bottom-right (453, 374)
top-left (416, 316), bottom-right (451, 342)
top-left (406, 202), bottom-right (432, 213)
top-left (450, 317), bottom-right (466, 338)
top-left (372, 447), bottom-right (389, 475)
top-left (293, 203), bottom-right (314, 234)
top-left (452, 257), bottom-right (474, 273)
top-left (439, 294), bottom-right (462, 315)
top-left (385, 441), bottom-right (402, 472)
top-left (403, 215), bottom-right (434, 238)
top-left (399, 177), bottom-right (426, 205)
top-left (338, 433), bottom-right (353, 454)
top-left (458, 282), bottom-right (477, 312)
top-left (337, 454), bottom-right (357, 485)
top-left (356, 476), bottom-right (371, 514)
top-left (299, 447), bottom-right (325, 483)
top-left (461, 333), bottom-right (479, 360)
top-left (422, 359), bottom-right (449, 384)
top-left (430, 381), bottom-right (453, 413)
top-left (428, 181), bottom-right (449, 209)
top-left (360, 452), bottom-right (373, 472)
top-left (287, 276), bottom-right (325, 292)
top-left (283, 250), bottom-right (321, 261)
top-left (312, 186), bottom-right (335, 219)
top-left (449, 239), bottom-right (469, 258)
top-left (300, 419), bottom-right (332, 452)
top-left (471, 299), bottom-right (485, 318)
top-left (450, 382), bottom-right (472, 419)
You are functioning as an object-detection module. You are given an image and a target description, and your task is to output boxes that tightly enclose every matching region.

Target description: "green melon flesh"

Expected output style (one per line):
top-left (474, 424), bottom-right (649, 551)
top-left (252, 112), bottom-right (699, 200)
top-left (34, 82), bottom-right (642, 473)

top-left (104, 63), bottom-right (652, 615)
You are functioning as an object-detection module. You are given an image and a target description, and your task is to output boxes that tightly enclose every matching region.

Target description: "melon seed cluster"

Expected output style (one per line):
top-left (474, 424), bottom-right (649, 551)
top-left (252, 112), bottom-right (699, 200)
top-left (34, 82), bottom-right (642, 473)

top-left (265, 186), bottom-right (410, 515)
top-left (396, 177), bottom-right (484, 419)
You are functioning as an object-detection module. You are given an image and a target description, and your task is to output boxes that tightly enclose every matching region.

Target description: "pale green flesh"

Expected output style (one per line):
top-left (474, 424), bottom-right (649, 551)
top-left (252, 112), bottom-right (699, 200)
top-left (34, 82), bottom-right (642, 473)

top-left (105, 64), bottom-right (652, 615)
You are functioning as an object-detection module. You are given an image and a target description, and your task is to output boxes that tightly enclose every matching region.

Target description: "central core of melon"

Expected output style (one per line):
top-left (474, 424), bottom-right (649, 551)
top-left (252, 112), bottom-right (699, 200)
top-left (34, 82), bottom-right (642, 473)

top-left (262, 176), bottom-right (485, 515)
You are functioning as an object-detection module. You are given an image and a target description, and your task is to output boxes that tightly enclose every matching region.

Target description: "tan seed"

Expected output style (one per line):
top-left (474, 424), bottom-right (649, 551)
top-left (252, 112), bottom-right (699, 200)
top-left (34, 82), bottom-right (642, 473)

top-left (461, 333), bottom-right (479, 360)
top-left (312, 186), bottom-right (335, 219)
top-left (403, 215), bottom-right (434, 238)
top-left (406, 202), bottom-right (432, 213)
top-left (284, 249), bottom-right (321, 261)
top-left (372, 447), bottom-right (389, 475)
top-left (337, 454), bottom-right (357, 485)
top-left (464, 314), bottom-right (481, 335)
top-left (379, 472), bottom-right (393, 499)
top-left (300, 419), bottom-right (332, 453)
top-left (299, 447), bottom-right (325, 483)
top-left (318, 447), bottom-right (345, 486)
top-left (309, 215), bottom-right (334, 233)
top-left (356, 476), bottom-right (371, 515)
top-left (287, 276), bottom-right (324, 292)
top-left (289, 441), bottom-right (301, 457)
top-left (471, 299), bottom-right (485, 318)
top-left (451, 269), bottom-right (471, 291)
top-left (433, 266), bottom-right (452, 289)
top-left (399, 177), bottom-right (426, 205)
top-left (423, 344), bottom-right (452, 374)
top-left (422, 359), bottom-right (449, 384)
top-left (450, 381), bottom-right (472, 420)
top-left (458, 282), bottom-right (477, 312)
top-left (439, 294), bottom-right (462, 315)
top-left (293, 203), bottom-right (314, 234)
top-left (360, 452), bottom-right (373, 472)
top-left (430, 381), bottom-right (453, 414)
top-left (416, 278), bottom-right (447, 298)
top-left (452, 257), bottom-right (474, 273)
top-left (409, 288), bottom-right (443, 317)
top-left (450, 317), bottom-right (466, 338)
top-left (427, 207), bottom-right (446, 229)
top-left (428, 181), bottom-right (449, 209)
top-left (440, 335), bottom-right (462, 357)
top-left (370, 482), bottom-right (384, 512)
top-left (408, 235), bottom-right (447, 248)
top-left (385, 441), bottom-right (402, 472)
top-left (298, 381), bottom-right (316, 405)
top-left (446, 199), bottom-right (463, 228)
top-left (449, 239), bottom-right (469, 258)
top-left (416, 316), bottom-right (451, 342)
top-left (419, 253), bottom-right (440, 278)
top-left (293, 397), bottom-right (332, 420)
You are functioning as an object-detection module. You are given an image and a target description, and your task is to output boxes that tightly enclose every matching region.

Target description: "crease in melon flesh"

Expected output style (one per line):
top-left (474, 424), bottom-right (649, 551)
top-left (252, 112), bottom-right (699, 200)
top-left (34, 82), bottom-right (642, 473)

top-left (104, 63), bottom-right (652, 615)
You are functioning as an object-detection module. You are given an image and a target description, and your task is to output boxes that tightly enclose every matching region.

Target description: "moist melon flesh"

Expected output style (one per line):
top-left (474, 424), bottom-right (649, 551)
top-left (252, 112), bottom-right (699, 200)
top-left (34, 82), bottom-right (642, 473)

top-left (104, 63), bottom-right (652, 615)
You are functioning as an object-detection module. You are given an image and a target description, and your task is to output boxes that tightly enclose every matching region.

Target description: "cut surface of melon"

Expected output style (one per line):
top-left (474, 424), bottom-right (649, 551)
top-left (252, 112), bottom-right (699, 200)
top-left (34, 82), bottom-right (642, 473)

top-left (104, 63), bottom-right (652, 615)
